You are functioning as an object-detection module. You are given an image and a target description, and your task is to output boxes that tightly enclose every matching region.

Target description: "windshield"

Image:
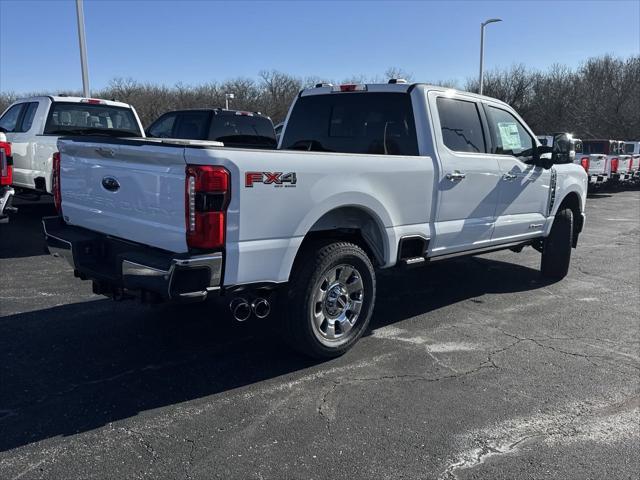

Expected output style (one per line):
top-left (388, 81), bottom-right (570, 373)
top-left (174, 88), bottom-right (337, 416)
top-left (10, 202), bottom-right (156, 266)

top-left (44, 102), bottom-right (142, 137)
top-left (210, 114), bottom-right (276, 148)
top-left (624, 143), bottom-right (636, 154)
top-left (281, 92), bottom-right (418, 155)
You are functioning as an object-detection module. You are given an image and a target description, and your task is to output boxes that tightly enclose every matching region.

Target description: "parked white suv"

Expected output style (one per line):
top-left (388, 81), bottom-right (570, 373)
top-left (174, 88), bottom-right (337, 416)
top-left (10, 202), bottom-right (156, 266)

top-left (44, 82), bottom-right (588, 358)
top-left (0, 96), bottom-right (144, 194)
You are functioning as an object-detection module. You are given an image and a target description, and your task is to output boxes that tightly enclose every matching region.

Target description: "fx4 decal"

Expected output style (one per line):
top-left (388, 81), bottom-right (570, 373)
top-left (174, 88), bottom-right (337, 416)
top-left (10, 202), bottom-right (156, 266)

top-left (245, 172), bottom-right (297, 188)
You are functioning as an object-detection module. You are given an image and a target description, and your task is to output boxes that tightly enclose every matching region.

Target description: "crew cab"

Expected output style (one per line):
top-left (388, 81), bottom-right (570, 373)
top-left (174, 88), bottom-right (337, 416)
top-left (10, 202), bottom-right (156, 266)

top-left (0, 96), bottom-right (144, 194)
top-left (146, 108), bottom-right (277, 149)
top-left (43, 82), bottom-right (588, 358)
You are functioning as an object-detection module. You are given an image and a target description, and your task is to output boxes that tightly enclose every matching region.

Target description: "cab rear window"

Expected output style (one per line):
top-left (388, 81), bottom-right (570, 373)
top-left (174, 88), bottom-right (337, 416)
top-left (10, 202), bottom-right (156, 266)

top-left (44, 102), bottom-right (141, 136)
top-left (281, 93), bottom-right (419, 156)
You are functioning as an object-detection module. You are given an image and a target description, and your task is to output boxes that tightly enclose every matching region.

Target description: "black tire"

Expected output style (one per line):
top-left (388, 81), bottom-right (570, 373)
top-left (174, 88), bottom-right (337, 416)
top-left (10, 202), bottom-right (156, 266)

top-left (541, 207), bottom-right (573, 279)
top-left (282, 241), bottom-right (376, 359)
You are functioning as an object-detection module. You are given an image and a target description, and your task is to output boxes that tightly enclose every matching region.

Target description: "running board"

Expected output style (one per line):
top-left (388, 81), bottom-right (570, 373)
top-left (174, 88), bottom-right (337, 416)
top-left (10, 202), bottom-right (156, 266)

top-left (427, 241), bottom-right (532, 262)
top-left (401, 256), bottom-right (427, 267)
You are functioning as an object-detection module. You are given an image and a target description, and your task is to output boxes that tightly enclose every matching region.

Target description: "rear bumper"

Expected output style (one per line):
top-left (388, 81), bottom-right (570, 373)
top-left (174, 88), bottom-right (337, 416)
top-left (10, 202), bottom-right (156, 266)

top-left (612, 172), bottom-right (634, 182)
top-left (588, 174), bottom-right (608, 184)
top-left (43, 216), bottom-right (223, 302)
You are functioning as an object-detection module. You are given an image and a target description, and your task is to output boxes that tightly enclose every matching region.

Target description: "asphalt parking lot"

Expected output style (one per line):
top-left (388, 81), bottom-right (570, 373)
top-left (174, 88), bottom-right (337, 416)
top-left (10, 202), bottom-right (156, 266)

top-left (0, 188), bottom-right (638, 480)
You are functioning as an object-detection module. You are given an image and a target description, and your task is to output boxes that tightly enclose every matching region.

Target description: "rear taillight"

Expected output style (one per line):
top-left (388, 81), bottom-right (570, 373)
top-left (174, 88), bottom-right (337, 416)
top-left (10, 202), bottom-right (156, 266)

top-left (52, 152), bottom-right (62, 213)
top-left (610, 157), bottom-right (619, 173)
top-left (580, 157), bottom-right (590, 172)
top-left (629, 158), bottom-right (634, 170)
top-left (0, 141), bottom-right (12, 186)
top-left (185, 165), bottom-right (230, 250)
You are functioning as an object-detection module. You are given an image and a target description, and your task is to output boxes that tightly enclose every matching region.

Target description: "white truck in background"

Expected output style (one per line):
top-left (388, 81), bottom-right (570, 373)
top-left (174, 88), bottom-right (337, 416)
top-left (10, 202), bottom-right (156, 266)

top-left (582, 139), bottom-right (633, 183)
top-left (0, 96), bottom-right (144, 195)
top-left (44, 82), bottom-right (588, 358)
top-left (624, 141), bottom-right (640, 180)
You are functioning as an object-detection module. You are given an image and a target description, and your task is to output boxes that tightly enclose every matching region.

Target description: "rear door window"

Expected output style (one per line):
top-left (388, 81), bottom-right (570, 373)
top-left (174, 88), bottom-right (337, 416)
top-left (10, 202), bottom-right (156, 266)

top-left (436, 97), bottom-right (486, 153)
top-left (173, 111), bottom-right (211, 140)
top-left (147, 113), bottom-right (177, 138)
top-left (17, 102), bottom-right (39, 132)
top-left (281, 92), bottom-right (419, 156)
top-left (0, 104), bottom-right (25, 133)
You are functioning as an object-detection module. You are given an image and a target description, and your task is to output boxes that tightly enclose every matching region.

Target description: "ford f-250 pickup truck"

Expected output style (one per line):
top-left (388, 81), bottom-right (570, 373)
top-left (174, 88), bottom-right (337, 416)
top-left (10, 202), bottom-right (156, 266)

top-left (43, 82), bottom-right (588, 358)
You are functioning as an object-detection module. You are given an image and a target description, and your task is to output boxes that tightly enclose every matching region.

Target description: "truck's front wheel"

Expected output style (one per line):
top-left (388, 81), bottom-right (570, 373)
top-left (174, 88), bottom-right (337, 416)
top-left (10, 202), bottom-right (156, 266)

top-left (541, 207), bottom-right (573, 279)
top-left (283, 241), bottom-right (376, 359)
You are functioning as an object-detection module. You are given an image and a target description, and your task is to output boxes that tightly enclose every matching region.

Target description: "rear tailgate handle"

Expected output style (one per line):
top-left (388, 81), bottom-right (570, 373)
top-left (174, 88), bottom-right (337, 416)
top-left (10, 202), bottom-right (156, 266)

top-left (95, 147), bottom-right (116, 158)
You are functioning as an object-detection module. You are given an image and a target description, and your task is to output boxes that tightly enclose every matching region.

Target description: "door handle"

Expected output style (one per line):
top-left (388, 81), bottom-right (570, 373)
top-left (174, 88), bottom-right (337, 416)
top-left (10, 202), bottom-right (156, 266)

top-left (502, 173), bottom-right (517, 181)
top-left (446, 171), bottom-right (466, 182)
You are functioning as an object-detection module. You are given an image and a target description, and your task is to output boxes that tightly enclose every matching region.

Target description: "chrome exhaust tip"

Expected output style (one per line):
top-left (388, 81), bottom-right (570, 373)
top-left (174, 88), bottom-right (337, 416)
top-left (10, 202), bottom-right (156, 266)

top-left (251, 298), bottom-right (270, 319)
top-left (230, 298), bottom-right (251, 322)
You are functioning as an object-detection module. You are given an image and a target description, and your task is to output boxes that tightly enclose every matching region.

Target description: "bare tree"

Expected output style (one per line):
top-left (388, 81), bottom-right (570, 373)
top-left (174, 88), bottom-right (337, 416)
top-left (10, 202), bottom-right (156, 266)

top-left (1, 56), bottom-right (637, 138)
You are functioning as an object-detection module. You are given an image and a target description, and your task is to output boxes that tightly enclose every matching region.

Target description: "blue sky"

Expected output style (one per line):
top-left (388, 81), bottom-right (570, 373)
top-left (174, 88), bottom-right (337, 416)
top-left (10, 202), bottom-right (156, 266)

top-left (1, 0), bottom-right (639, 93)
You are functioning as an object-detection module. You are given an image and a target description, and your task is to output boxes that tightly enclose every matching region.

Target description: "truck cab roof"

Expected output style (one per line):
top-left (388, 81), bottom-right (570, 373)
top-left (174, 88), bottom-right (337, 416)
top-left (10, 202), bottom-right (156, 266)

top-left (15, 96), bottom-right (135, 109)
top-left (299, 82), bottom-right (512, 109)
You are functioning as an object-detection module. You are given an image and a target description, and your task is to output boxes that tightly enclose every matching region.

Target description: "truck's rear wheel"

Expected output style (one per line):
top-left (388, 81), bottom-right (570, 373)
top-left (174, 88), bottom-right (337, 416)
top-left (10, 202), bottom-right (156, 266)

top-left (541, 207), bottom-right (573, 279)
top-left (283, 241), bottom-right (376, 359)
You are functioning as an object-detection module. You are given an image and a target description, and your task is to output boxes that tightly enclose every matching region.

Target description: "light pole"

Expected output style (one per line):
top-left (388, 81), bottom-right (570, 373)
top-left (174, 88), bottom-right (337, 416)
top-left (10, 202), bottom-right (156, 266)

top-left (225, 93), bottom-right (235, 110)
top-left (75, 0), bottom-right (90, 97)
top-left (479, 18), bottom-right (502, 95)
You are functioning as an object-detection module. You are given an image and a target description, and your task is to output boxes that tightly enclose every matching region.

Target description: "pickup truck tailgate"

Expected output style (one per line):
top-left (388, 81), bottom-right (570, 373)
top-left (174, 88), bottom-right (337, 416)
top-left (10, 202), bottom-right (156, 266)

top-left (588, 154), bottom-right (606, 174)
top-left (59, 139), bottom-right (188, 252)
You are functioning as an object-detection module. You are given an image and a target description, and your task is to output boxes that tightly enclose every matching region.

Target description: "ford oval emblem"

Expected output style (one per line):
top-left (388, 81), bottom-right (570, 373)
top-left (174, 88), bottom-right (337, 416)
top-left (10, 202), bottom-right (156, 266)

top-left (102, 176), bottom-right (120, 192)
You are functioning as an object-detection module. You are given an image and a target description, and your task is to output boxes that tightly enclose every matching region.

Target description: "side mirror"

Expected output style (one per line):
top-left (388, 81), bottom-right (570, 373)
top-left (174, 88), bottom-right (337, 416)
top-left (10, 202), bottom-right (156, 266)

top-left (526, 145), bottom-right (553, 169)
top-left (552, 133), bottom-right (573, 164)
top-left (532, 145), bottom-right (554, 169)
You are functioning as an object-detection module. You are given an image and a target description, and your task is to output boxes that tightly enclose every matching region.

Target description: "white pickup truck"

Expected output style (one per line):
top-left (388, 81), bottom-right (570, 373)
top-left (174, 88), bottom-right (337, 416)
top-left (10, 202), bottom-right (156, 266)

top-left (624, 141), bottom-right (640, 179)
top-left (0, 96), bottom-right (144, 194)
top-left (43, 82), bottom-right (588, 358)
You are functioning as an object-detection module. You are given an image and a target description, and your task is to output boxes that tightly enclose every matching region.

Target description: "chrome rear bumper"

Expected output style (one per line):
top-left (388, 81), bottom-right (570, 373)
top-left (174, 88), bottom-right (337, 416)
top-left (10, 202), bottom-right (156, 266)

top-left (43, 216), bottom-right (222, 302)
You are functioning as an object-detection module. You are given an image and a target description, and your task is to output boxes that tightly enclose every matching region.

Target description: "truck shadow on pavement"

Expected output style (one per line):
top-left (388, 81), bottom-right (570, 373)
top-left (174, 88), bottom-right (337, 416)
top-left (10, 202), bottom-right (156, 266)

top-left (0, 196), bottom-right (57, 259)
top-left (0, 256), bottom-right (555, 453)
top-left (0, 194), bottom-right (559, 453)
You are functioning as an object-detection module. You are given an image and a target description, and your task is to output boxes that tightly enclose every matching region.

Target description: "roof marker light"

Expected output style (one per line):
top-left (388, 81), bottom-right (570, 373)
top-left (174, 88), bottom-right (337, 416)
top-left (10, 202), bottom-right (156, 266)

top-left (334, 84), bottom-right (368, 92)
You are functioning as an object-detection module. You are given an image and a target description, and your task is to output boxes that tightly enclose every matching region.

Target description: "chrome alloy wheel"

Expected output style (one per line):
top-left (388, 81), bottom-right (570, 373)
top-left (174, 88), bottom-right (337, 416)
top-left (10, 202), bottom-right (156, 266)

top-left (311, 264), bottom-right (364, 343)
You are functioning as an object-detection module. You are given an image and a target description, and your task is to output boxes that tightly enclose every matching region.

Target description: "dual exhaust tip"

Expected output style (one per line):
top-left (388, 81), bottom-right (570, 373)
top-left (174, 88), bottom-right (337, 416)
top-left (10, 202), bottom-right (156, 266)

top-left (230, 297), bottom-right (270, 322)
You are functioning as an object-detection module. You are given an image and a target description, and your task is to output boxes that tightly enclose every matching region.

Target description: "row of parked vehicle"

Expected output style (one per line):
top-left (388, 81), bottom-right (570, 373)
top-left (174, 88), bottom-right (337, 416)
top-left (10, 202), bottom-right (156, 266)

top-left (0, 83), bottom-right (636, 358)
top-left (1, 94), bottom-right (638, 224)
top-left (1, 81), bottom-right (597, 358)
top-left (0, 95), bottom-right (277, 222)
top-left (537, 134), bottom-right (640, 189)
